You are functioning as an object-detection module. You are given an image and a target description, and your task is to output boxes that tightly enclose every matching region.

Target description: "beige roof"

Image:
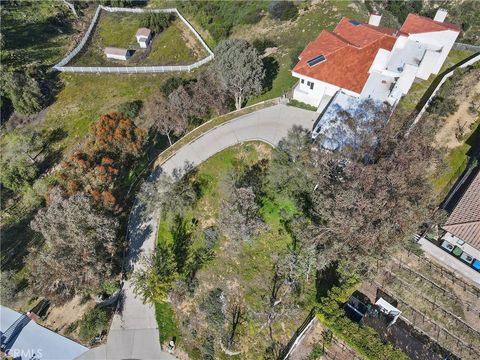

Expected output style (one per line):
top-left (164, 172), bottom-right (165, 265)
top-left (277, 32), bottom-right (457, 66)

top-left (104, 47), bottom-right (129, 56)
top-left (443, 171), bottom-right (480, 248)
top-left (136, 28), bottom-right (151, 38)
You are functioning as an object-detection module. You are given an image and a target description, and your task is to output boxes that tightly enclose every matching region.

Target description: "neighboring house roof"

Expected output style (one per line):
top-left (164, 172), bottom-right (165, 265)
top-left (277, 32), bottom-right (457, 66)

top-left (293, 18), bottom-right (396, 93)
top-left (443, 171), bottom-right (480, 248)
top-left (400, 13), bottom-right (461, 34)
top-left (0, 305), bottom-right (88, 360)
top-left (136, 27), bottom-right (152, 38)
top-left (104, 47), bottom-right (130, 57)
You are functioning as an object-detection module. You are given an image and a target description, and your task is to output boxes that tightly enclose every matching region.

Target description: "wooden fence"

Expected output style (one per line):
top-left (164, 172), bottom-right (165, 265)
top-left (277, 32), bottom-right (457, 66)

top-left (53, 6), bottom-right (214, 73)
top-left (401, 252), bottom-right (480, 298)
top-left (375, 283), bottom-right (480, 359)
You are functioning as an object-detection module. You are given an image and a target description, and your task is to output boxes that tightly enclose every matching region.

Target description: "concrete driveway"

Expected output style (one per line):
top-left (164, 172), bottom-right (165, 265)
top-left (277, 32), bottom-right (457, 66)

top-left (76, 104), bottom-right (317, 359)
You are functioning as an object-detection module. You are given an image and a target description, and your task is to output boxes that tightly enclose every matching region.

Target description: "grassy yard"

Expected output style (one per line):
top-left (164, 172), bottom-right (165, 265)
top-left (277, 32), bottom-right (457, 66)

top-left (0, 1), bottom-right (75, 70)
top-left (70, 10), bottom-right (207, 66)
top-left (155, 142), bottom-right (316, 358)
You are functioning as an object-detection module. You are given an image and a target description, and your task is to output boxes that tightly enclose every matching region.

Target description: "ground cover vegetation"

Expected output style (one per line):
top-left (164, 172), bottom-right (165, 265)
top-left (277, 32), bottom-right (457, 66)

top-left (70, 10), bottom-right (207, 66)
top-left (133, 104), bottom-right (437, 358)
top-left (2, 0), bottom-right (474, 351)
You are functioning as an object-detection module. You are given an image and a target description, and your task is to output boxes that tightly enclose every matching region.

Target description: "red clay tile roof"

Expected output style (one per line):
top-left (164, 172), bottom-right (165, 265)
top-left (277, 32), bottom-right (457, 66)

top-left (400, 14), bottom-right (460, 34)
top-left (443, 171), bottom-right (480, 249)
top-left (293, 18), bottom-right (396, 93)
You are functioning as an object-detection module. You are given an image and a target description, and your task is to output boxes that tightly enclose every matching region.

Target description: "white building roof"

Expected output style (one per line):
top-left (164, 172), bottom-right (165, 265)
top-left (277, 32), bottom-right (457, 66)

top-left (0, 305), bottom-right (88, 360)
top-left (104, 47), bottom-right (129, 57)
top-left (136, 28), bottom-right (151, 38)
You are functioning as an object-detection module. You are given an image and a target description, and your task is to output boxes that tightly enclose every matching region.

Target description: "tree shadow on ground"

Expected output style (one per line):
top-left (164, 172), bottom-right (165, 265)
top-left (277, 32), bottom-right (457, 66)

top-left (316, 262), bottom-right (340, 301)
top-left (262, 56), bottom-right (279, 93)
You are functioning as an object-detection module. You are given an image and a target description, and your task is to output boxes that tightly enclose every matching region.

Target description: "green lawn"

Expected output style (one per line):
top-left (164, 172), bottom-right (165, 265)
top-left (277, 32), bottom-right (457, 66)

top-left (70, 11), bottom-right (207, 66)
top-left (155, 302), bottom-right (180, 345)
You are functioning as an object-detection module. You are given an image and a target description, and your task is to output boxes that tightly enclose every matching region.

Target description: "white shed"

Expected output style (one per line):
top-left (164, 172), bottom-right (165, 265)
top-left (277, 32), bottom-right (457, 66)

top-left (136, 28), bottom-right (152, 48)
top-left (104, 47), bottom-right (131, 61)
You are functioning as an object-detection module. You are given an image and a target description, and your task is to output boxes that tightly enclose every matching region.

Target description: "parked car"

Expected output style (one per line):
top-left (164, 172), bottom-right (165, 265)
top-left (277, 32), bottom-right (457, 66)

top-left (440, 240), bottom-right (454, 253)
top-left (460, 252), bottom-right (474, 265)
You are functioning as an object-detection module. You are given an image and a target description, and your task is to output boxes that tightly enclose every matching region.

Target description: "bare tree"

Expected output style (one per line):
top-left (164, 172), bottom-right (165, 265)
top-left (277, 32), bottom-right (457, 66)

top-left (28, 188), bottom-right (119, 302)
top-left (219, 186), bottom-right (266, 242)
top-left (143, 91), bottom-right (188, 146)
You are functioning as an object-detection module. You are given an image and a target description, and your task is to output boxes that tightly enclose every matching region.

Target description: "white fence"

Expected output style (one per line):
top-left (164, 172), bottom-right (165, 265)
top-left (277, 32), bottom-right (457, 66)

top-left (53, 6), bottom-right (214, 73)
top-left (406, 52), bottom-right (480, 135)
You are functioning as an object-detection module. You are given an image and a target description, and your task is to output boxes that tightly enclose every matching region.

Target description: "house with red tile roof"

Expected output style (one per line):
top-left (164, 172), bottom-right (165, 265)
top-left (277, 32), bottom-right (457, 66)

top-left (292, 8), bottom-right (460, 120)
top-left (442, 169), bottom-right (480, 254)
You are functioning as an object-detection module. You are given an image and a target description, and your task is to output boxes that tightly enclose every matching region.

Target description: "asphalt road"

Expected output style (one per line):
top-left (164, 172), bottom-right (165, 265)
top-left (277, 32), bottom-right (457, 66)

top-left (76, 104), bottom-right (317, 359)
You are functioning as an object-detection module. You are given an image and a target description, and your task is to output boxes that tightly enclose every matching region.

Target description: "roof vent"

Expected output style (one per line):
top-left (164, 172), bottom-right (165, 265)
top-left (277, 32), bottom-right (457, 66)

top-left (434, 8), bottom-right (448, 23)
top-left (349, 19), bottom-right (361, 26)
top-left (368, 13), bottom-right (382, 27)
top-left (307, 55), bottom-right (326, 67)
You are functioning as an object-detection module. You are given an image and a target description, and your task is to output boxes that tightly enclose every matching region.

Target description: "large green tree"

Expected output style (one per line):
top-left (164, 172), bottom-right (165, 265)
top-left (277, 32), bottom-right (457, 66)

top-left (1, 70), bottom-right (44, 115)
top-left (214, 39), bottom-right (265, 110)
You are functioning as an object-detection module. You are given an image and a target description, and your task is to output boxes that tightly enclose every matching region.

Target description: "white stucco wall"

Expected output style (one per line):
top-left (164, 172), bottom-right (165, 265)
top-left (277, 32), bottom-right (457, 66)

top-left (409, 29), bottom-right (459, 75)
top-left (291, 71), bottom-right (359, 109)
top-left (136, 34), bottom-right (151, 48)
top-left (106, 53), bottom-right (129, 61)
top-left (417, 49), bottom-right (439, 79)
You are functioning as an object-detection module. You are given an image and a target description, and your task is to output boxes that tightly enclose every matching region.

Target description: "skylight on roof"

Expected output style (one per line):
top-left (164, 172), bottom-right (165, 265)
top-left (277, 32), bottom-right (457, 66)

top-left (307, 55), bottom-right (326, 67)
top-left (349, 19), bottom-right (361, 26)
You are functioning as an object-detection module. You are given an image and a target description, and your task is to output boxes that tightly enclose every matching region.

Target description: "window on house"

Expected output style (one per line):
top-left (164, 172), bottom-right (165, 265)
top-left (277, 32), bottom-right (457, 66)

top-left (301, 79), bottom-right (304, 84)
top-left (307, 81), bottom-right (314, 90)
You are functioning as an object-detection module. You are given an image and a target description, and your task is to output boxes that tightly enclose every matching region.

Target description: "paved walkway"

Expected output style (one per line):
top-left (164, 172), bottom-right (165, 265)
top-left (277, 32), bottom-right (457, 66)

top-left (76, 104), bottom-right (317, 359)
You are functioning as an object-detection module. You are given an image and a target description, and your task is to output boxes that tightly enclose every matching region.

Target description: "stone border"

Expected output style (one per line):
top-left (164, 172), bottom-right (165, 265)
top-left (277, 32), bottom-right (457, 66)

top-left (53, 5), bottom-right (213, 73)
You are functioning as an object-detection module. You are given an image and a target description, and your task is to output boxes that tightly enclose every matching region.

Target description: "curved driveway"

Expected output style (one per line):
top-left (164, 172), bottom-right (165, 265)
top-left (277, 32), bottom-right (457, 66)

top-left (77, 104), bottom-right (317, 359)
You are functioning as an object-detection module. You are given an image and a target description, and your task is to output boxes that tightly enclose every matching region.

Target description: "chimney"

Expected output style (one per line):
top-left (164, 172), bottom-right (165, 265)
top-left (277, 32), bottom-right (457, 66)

top-left (368, 13), bottom-right (382, 27)
top-left (434, 8), bottom-right (448, 23)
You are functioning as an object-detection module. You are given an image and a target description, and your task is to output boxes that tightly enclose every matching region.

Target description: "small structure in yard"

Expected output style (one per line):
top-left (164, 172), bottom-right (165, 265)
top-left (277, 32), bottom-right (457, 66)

top-left (104, 47), bottom-right (132, 61)
top-left (136, 28), bottom-right (152, 48)
top-left (375, 297), bottom-right (401, 326)
top-left (344, 293), bottom-right (369, 323)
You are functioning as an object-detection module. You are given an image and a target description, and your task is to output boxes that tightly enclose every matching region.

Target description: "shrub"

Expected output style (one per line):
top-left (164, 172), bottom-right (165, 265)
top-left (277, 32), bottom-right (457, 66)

top-left (78, 307), bottom-right (110, 341)
top-left (161, 77), bottom-right (187, 96)
top-left (288, 99), bottom-right (317, 111)
top-left (199, 288), bottom-right (225, 329)
top-left (252, 39), bottom-right (277, 55)
top-left (118, 100), bottom-right (142, 119)
top-left (427, 96), bottom-right (459, 117)
top-left (290, 46), bottom-right (304, 69)
top-left (141, 12), bottom-right (175, 33)
top-left (268, 1), bottom-right (298, 21)
top-left (307, 343), bottom-right (324, 359)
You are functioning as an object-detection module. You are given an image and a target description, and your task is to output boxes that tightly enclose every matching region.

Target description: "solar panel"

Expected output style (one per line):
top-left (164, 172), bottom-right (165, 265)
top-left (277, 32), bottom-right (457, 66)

top-left (307, 55), bottom-right (326, 67)
top-left (349, 19), bottom-right (361, 26)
